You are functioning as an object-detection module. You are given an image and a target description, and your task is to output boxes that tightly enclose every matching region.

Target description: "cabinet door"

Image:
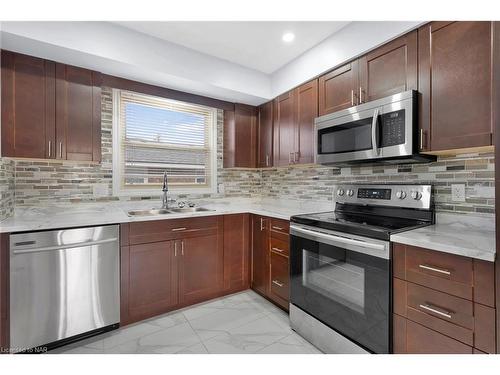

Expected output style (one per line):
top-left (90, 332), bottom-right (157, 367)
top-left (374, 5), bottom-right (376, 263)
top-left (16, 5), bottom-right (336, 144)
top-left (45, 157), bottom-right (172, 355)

top-left (269, 251), bottom-right (289, 310)
top-left (358, 31), bottom-right (417, 102)
top-left (1, 50), bottom-right (55, 158)
top-left (257, 101), bottom-right (273, 168)
top-left (56, 63), bottom-right (101, 161)
top-left (295, 79), bottom-right (318, 164)
top-left (273, 91), bottom-right (296, 166)
top-left (124, 241), bottom-right (178, 324)
top-left (251, 215), bottom-right (269, 295)
top-left (223, 104), bottom-right (257, 168)
top-left (318, 61), bottom-right (359, 116)
top-left (223, 214), bottom-right (250, 292)
top-left (419, 21), bottom-right (494, 152)
top-left (179, 222), bottom-right (224, 305)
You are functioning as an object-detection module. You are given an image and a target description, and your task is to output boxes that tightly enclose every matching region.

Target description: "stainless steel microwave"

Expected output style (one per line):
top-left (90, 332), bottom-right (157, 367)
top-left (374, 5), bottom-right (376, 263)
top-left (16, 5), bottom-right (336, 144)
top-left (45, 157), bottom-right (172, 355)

top-left (314, 90), bottom-right (435, 165)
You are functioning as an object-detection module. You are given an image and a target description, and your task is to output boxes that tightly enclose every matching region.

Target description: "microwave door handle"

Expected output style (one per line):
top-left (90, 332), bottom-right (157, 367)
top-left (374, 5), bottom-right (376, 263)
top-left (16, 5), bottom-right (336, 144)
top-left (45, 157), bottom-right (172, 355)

top-left (371, 108), bottom-right (380, 156)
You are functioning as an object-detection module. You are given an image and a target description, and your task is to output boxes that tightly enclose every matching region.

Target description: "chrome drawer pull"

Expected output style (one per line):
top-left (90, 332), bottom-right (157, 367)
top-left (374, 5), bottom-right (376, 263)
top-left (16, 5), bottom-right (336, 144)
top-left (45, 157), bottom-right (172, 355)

top-left (272, 226), bottom-right (284, 231)
top-left (418, 264), bottom-right (451, 276)
top-left (172, 227), bottom-right (187, 232)
top-left (272, 280), bottom-right (284, 288)
top-left (419, 304), bottom-right (453, 319)
top-left (272, 247), bottom-right (284, 253)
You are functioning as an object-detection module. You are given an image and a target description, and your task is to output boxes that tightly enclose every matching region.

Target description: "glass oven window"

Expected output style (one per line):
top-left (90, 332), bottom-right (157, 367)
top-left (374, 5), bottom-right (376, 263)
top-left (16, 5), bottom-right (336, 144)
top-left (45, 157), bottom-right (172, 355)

top-left (318, 117), bottom-right (372, 154)
top-left (302, 249), bottom-right (365, 314)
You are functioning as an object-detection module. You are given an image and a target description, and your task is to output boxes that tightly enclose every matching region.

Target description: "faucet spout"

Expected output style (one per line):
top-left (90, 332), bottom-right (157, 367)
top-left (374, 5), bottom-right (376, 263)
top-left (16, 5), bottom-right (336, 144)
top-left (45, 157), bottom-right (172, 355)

top-left (161, 171), bottom-right (169, 209)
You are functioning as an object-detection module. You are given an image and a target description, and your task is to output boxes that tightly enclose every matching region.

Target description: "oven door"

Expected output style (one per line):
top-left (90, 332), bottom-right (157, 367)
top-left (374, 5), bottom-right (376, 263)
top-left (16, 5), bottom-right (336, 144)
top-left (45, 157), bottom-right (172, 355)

top-left (290, 224), bottom-right (391, 353)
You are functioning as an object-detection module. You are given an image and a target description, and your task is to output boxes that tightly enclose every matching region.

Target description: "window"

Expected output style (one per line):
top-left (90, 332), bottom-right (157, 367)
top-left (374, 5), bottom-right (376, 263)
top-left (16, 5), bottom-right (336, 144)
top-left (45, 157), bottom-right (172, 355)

top-left (112, 89), bottom-right (217, 195)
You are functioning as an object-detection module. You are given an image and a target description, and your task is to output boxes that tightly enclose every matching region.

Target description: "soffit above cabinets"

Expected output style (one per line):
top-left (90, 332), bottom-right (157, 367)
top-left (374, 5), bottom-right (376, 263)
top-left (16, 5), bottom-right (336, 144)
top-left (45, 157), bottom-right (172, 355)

top-left (0, 21), bottom-right (421, 105)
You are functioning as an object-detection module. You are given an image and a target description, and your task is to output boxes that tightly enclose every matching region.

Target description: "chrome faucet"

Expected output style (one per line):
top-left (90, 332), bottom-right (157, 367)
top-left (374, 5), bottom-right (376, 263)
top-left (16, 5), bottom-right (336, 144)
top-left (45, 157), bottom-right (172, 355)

top-left (161, 171), bottom-right (170, 209)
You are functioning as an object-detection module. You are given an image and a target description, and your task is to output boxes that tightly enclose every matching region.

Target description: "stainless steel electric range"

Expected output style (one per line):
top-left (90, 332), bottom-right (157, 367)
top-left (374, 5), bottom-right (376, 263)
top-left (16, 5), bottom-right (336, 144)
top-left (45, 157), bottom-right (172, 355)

top-left (289, 184), bottom-right (434, 354)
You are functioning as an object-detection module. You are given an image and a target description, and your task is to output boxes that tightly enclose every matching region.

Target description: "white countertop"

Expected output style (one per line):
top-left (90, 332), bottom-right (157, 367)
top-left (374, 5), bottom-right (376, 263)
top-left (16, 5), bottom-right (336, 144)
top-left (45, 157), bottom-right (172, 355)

top-left (391, 213), bottom-right (496, 262)
top-left (1, 199), bottom-right (495, 262)
top-left (0, 197), bottom-right (329, 234)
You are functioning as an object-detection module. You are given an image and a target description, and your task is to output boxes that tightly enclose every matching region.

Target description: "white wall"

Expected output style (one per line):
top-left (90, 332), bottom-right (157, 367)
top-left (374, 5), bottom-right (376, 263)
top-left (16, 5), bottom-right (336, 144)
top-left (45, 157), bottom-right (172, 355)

top-left (270, 21), bottom-right (423, 97)
top-left (1, 21), bottom-right (425, 105)
top-left (0, 22), bottom-right (271, 105)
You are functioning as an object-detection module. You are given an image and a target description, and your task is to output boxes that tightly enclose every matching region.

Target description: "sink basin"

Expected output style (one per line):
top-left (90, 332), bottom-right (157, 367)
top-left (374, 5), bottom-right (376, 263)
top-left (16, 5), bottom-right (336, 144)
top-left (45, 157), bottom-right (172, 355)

top-left (168, 207), bottom-right (214, 213)
top-left (127, 208), bottom-right (173, 217)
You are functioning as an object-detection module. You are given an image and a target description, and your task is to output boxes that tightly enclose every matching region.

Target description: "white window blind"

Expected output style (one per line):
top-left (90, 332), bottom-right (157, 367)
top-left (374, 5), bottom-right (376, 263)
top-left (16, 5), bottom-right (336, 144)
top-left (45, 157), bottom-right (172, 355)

top-left (114, 90), bottom-right (217, 194)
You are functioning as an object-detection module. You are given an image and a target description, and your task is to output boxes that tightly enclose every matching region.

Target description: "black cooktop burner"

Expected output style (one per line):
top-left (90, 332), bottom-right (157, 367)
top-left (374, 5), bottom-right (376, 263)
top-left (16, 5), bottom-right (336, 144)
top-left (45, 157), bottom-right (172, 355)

top-left (291, 209), bottom-right (433, 241)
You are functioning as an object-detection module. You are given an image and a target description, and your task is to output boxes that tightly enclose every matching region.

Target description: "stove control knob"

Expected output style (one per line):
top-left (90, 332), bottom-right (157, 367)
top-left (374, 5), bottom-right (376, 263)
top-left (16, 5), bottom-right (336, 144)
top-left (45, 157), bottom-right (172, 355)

top-left (411, 191), bottom-right (422, 200)
top-left (337, 188), bottom-right (345, 196)
top-left (396, 191), bottom-right (407, 199)
top-left (347, 189), bottom-right (354, 197)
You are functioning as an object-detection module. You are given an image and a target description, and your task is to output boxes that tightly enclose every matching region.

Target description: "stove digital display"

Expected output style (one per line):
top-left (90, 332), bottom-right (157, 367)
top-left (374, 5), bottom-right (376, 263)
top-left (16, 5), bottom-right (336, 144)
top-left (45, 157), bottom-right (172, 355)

top-left (357, 188), bottom-right (392, 200)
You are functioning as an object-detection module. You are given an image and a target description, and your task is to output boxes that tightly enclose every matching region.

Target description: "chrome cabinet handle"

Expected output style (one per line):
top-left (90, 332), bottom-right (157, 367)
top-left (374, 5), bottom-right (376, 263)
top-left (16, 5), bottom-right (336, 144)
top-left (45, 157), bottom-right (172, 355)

top-left (272, 280), bottom-right (284, 288)
top-left (371, 108), bottom-right (380, 156)
top-left (272, 226), bottom-right (284, 231)
top-left (271, 247), bottom-right (284, 253)
top-left (172, 227), bottom-right (187, 232)
top-left (418, 264), bottom-right (451, 276)
top-left (419, 129), bottom-right (425, 150)
top-left (48, 141), bottom-right (52, 158)
top-left (174, 242), bottom-right (177, 257)
top-left (260, 218), bottom-right (264, 231)
top-left (266, 154), bottom-right (270, 167)
top-left (351, 90), bottom-right (354, 106)
top-left (419, 304), bottom-right (453, 319)
top-left (181, 241), bottom-right (184, 256)
top-left (59, 142), bottom-right (63, 158)
top-left (359, 87), bottom-right (363, 104)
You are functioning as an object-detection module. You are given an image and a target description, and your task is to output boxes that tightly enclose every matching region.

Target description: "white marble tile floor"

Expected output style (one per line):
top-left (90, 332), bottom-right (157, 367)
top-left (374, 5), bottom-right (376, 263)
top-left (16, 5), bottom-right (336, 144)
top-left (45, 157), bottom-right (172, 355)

top-left (49, 290), bottom-right (321, 354)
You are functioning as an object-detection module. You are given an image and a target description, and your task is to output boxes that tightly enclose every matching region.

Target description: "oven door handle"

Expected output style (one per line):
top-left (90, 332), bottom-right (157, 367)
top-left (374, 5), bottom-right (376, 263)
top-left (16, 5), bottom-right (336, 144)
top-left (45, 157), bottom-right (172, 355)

top-left (371, 108), bottom-right (380, 156)
top-left (290, 225), bottom-right (389, 258)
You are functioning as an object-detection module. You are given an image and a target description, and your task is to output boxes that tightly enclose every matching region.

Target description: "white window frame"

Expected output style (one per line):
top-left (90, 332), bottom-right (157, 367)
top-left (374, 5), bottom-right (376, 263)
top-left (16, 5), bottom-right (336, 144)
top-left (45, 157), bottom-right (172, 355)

top-left (112, 89), bottom-right (218, 196)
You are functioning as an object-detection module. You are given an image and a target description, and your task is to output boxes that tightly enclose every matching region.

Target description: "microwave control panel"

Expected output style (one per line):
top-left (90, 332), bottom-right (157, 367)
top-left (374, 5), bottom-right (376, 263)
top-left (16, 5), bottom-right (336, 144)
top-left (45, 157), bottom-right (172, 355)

top-left (380, 109), bottom-right (405, 147)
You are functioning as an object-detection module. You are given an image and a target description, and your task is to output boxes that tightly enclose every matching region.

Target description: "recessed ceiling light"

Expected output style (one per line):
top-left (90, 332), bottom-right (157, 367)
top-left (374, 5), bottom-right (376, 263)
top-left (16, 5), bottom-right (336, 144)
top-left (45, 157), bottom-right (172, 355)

top-left (282, 32), bottom-right (295, 43)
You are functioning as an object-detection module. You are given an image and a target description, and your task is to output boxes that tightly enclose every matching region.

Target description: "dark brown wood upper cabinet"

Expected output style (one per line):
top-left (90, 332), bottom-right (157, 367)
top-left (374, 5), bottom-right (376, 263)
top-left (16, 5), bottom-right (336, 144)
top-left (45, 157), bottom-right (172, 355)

top-left (257, 101), bottom-right (273, 168)
top-left (358, 31), bottom-right (417, 102)
top-left (223, 103), bottom-right (257, 168)
top-left (1, 50), bottom-right (56, 159)
top-left (318, 61), bottom-right (359, 116)
top-left (1, 50), bottom-right (102, 162)
top-left (419, 21), bottom-right (496, 152)
top-left (56, 63), bottom-right (102, 162)
top-left (294, 79), bottom-right (318, 164)
top-left (273, 91), bottom-right (296, 166)
top-left (273, 79), bottom-right (318, 166)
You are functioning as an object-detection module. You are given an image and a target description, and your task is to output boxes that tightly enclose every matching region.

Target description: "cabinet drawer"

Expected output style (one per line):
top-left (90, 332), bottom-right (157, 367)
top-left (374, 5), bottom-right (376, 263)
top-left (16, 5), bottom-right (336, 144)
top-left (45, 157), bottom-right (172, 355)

top-left (394, 278), bottom-right (474, 346)
top-left (129, 216), bottom-right (219, 245)
top-left (270, 218), bottom-right (289, 241)
top-left (269, 252), bottom-right (289, 306)
top-left (270, 237), bottom-right (289, 257)
top-left (394, 243), bottom-right (473, 299)
top-left (393, 314), bottom-right (473, 354)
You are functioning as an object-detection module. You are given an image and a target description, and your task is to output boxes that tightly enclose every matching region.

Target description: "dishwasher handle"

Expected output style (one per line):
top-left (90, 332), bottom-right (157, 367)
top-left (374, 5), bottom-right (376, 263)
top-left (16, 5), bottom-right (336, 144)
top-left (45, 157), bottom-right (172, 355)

top-left (12, 237), bottom-right (119, 255)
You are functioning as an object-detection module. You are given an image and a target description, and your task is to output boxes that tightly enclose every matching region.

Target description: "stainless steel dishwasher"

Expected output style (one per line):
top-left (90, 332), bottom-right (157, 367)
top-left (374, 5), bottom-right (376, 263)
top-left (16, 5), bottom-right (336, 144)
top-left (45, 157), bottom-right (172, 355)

top-left (10, 225), bottom-right (120, 353)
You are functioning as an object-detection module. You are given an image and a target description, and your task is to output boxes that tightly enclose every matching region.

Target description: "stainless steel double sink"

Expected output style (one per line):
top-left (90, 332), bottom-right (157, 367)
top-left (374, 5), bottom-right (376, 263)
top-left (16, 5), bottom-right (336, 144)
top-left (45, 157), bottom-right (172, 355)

top-left (127, 207), bottom-right (214, 217)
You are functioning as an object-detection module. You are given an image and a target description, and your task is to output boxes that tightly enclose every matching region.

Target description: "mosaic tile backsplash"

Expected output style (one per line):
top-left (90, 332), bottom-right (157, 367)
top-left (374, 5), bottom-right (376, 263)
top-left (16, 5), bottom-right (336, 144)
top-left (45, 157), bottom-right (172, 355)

top-left (0, 86), bottom-right (495, 219)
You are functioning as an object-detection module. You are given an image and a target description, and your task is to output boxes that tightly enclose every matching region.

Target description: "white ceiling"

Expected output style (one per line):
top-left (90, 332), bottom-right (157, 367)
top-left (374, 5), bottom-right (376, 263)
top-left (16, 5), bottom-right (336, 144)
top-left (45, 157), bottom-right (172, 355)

top-left (114, 21), bottom-right (350, 74)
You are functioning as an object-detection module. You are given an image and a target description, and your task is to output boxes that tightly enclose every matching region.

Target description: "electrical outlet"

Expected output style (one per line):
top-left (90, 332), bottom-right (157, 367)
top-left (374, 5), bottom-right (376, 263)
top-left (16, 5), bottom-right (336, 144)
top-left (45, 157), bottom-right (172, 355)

top-left (217, 183), bottom-right (225, 194)
top-left (451, 184), bottom-right (466, 202)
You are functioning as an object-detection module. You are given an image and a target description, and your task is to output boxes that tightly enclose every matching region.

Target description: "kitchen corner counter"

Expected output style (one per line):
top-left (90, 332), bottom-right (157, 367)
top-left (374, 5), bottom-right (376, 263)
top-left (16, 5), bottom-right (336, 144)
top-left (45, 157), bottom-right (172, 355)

top-left (0, 198), bottom-right (329, 234)
top-left (390, 213), bottom-right (496, 262)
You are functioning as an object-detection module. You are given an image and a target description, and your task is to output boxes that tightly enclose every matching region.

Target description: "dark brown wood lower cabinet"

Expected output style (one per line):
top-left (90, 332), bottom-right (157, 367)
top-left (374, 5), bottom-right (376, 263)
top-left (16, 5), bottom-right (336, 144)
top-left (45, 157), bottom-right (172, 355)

top-left (179, 228), bottom-right (224, 305)
top-left (393, 314), bottom-right (473, 354)
top-left (121, 241), bottom-right (178, 325)
top-left (121, 215), bottom-right (230, 326)
top-left (251, 215), bottom-right (290, 311)
top-left (223, 214), bottom-right (250, 292)
top-left (251, 215), bottom-right (270, 296)
top-left (0, 234), bottom-right (9, 352)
